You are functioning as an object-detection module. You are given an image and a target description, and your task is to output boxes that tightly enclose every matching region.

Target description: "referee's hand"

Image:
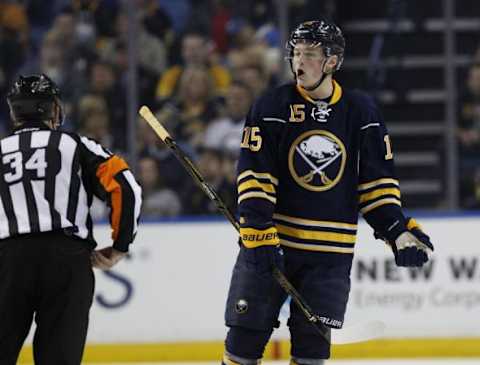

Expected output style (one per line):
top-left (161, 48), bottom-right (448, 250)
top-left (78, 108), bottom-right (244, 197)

top-left (91, 246), bottom-right (127, 270)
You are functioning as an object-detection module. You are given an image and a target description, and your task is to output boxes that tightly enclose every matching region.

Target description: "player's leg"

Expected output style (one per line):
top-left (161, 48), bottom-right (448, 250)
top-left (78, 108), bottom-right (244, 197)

top-left (32, 235), bottom-right (95, 365)
top-left (223, 247), bottom-right (287, 364)
top-left (0, 239), bottom-right (35, 365)
top-left (288, 254), bottom-right (352, 363)
top-left (223, 326), bottom-right (273, 365)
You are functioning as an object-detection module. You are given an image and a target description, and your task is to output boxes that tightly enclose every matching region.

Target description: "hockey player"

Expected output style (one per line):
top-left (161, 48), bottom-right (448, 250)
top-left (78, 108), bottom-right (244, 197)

top-left (222, 19), bottom-right (434, 365)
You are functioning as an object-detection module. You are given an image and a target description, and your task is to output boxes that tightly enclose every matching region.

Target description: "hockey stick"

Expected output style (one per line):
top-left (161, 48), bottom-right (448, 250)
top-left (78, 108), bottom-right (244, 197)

top-left (139, 105), bottom-right (385, 345)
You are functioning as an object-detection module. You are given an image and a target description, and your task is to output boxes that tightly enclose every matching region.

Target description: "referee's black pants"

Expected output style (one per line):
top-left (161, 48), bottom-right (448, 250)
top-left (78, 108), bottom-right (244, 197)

top-left (0, 231), bottom-right (95, 365)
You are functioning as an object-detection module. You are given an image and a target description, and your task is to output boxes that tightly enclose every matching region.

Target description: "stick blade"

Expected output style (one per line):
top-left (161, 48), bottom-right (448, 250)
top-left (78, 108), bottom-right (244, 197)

top-left (332, 320), bottom-right (385, 345)
top-left (138, 105), bottom-right (171, 141)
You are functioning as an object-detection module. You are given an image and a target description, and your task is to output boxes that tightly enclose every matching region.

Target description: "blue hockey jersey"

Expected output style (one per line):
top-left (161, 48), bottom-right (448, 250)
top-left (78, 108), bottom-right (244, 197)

top-left (237, 80), bottom-right (405, 255)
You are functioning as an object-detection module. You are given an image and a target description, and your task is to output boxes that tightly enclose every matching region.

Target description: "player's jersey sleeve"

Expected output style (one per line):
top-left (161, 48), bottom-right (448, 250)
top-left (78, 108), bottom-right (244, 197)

top-left (357, 98), bottom-right (408, 241)
top-left (78, 136), bottom-right (142, 252)
top-left (236, 95), bottom-right (282, 248)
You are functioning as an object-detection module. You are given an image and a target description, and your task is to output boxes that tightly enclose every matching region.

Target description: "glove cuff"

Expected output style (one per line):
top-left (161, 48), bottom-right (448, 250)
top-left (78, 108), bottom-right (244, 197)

top-left (240, 226), bottom-right (279, 248)
top-left (383, 217), bottom-right (409, 243)
top-left (406, 217), bottom-right (422, 231)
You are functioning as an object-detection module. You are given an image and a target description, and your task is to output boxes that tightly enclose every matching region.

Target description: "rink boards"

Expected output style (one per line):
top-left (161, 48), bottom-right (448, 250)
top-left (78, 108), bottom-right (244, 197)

top-left (19, 215), bottom-right (480, 361)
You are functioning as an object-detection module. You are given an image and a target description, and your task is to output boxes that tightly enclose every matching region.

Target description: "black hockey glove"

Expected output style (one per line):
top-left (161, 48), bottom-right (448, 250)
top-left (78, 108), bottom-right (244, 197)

top-left (375, 218), bottom-right (434, 267)
top-left (240, 244), bottom-right (285, 274)
top-left (238, 219), bottom-right (284, 273)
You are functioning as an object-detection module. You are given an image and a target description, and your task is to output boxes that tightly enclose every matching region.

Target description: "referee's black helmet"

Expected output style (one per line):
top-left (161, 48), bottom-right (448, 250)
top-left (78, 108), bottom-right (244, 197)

top-left (7, 74), bottom-right (64, 128)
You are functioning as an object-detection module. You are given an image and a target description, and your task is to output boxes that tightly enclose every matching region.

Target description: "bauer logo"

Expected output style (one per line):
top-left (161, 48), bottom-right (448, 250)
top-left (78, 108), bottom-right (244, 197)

top-left (242, 231), bottom-right (278, 243)
top-left (288, 130), bottom-right (346, 192)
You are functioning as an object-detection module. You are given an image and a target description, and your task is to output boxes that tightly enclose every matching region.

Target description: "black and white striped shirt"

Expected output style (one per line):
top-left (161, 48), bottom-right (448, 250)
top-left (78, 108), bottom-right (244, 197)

top-left (0, 127), bottom-right (142, 251)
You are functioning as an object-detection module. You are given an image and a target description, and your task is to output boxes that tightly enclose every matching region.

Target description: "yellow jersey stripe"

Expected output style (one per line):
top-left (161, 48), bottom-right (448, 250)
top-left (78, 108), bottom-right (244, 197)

top-left (237, 170), bottom-right (279, 186)
top-left (240, 226), bottom-right (279, 248)
top-left (359, 188), bottom-right (401, 204)
top-left (360, 197), bottom-right (401, 214)
top-left (295, 80), bottom-right (342, 106)
top-left (273, 213), bottom-right (357, 231)
top-left (238, 191), bottom-right (277, 204)
top-left (276, 224), bottom-right (356, 244)
top-left (296, 84), bottom-right (316, 104)
top-left (358, 178), bottom-right (399, 192)
top-left (280, 239), bottom-right (354, 254)
top-left (238, 179), bottom-right (276, 194)
top-left (330, 80), bottom-right (342, 105)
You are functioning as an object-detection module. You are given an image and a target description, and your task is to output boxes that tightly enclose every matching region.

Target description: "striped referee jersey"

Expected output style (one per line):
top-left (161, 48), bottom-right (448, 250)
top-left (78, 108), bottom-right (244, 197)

top-left (0, 126), bottom-right (142, 251)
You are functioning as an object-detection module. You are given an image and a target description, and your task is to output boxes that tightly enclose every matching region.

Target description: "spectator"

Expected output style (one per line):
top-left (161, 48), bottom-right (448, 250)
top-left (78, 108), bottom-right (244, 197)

top-left (138, 0), bottom-right (174, 45)
top-left (157, 0), bottom-right (191, 34)
top-left (210, 0), bottom-right (232, 55)
top-left (237, 63), bottom-right (270, 98)
top-left (47, 9), bottom-right (96, 100)
top-left (21, 30), bottom-right (66, 84)
top-left (87, 60), bottom-right (126, 150)
top-left (138, 156), bottom-right (182, 217)
top-left (99, 12), bottom-right (167, 77)
top-left (157, 65), bottom-right (221, 150)
top-left (458, 62), bottom-right (480, 155)
top-left (0, 1), bottom-right (29, 127)
top-left (0, 1), bottom-right (29, 47)
top-left (204, 81), bottom-right (253, 152)
top-left (50, 8), bottom-right (97, 60)
top-left (183, 146), bottom-right (224, 215)
top-left (155, 30), bottom-right (231, 101)
top-left (137, 117), bottom-right (193, 193)
top-left (77, 94), bottom-right (114, 150)
top-left (19, 29), bottom-right (83, 128)
top-left (458, 61), bottom-right (480, 208)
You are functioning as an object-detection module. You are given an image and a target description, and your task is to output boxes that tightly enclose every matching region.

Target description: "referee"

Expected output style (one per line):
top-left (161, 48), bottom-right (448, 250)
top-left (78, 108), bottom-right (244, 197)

top-left (0, 74), bottom-right (142, 365)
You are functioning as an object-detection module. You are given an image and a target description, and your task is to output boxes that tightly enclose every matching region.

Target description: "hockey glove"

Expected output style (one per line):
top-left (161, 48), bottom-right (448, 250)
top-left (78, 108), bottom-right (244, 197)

top-left (240, 244), bottom-right (285, 274)
top-left (377, 218), bottom-right (434, 267)
top-left (238, 220), bottom-right (284, 273)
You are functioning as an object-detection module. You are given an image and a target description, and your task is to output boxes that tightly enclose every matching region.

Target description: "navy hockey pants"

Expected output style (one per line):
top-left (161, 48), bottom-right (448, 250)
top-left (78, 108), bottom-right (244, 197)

top-left (225, 246), bottom-right (352, 359)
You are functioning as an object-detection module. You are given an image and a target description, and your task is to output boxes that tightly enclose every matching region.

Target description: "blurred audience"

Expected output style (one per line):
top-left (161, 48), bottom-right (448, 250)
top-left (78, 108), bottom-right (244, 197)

top-left (86, 60), bottom-right (127, 151)
top-left (204, 81), bottom-right (253, 152)
top-left (138, 156), bottom-right (182, 218)
top-left (182, 146), bottom-right (225, 215)
top-left (157, 65), bottom-right (222, 150)
top-left (0, 0), bottom-right (29, 130)
top-left (458, 61), bottom-right (480, 208)
top-left (77, 94), bottom-right (114, 149)
top-left (99, 12), bottom-right (167, 77)
top-left (0, 0), bottom-right (342, 219)
top-left (155, 30), bottom-right (231, 102)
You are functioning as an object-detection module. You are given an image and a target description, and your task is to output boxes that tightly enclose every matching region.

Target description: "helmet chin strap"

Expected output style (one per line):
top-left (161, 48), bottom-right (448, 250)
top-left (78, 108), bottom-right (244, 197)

top-left (303, 59), bottom-right (331, 92)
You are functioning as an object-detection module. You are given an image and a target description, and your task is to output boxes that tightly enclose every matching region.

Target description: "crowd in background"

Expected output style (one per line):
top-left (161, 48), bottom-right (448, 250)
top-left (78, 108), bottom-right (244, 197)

top-left (2, 0), bottom-right (480, 216)
top-left (457, 56), bottom-right (480, 208)
top-left (0, 0), bottom-right (302, 219)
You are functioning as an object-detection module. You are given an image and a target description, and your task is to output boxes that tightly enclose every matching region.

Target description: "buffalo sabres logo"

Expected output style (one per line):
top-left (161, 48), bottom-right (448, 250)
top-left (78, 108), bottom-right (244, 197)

top-left (311, 101), bottom-right (331, 122)
top-left (288, 130), bottom-right (346, 192)
top-left (235, 299), bottom-right (248, 314)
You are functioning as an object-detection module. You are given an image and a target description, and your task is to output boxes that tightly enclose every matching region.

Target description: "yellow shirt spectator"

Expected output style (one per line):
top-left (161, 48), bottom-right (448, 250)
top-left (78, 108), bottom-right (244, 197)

top-left (156, 64), bottom-right (231, 100)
